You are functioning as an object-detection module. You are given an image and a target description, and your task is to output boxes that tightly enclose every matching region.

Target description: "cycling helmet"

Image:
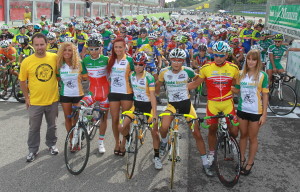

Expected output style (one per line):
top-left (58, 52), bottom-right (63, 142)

top-left (273, 33), bottom-right (284, 41)
top-left (1, 24), bottom-right (9, 30)
top-left (19, 25), bottom-right (26, 29)
top-left (33, 24), bottom-right (41, 30)
top-left (220, 28), bottom-right (227, 33)
top-left (75, 25), bottom-right (83, 31)
top-left (197, 29), bottom-right (204, 34)
top-left (166, 22), bottom-right (173, 28)
top-left (133, 52), bottom-right (148, 64)
top-left (274, 33), bottom-right (284, 41)
top-left (182, 32), bottom-right (190, 38)
top-left (212, 41), bottom-right (229, 53)
top-left (169, 48), bottom-right (186, 60)
top-left (227, 47), bottom-right (233, 54)
top-left (0, 40), bottom-right (9, 48)
top-left (227, 27), bottom-right (233, 32)
top-left (41, 15), bottom-right (46, 19)
top-left (140, 28), bottom-right (148, 34)
top-left (87, 35), bottom-right (103, 47)
top-left (198, 44), bottom-right (208, 52)
top-left (176, 35), bottom-right (188, 44)
top-left (18, 36), bottom-right (30, 45)
top-left (57, 17), bottom-right (62, 21)
top-left (53, 28), bottom-right (61, 33)
top-left (91, 29), bottom-right (98, 33)
top-left (213, 30), bottom-right (221, 36)
top-left (110, 34), bottom-right (117, 41)
top-left (148, 33), bottom-right (157, 39)
top-left (47, 32), bottom-right (56, 39)
top-left (261, 30), bottom-right (270, 36)
top-left (60, 25), bottom-right (67, 31)
top-left (97, 24), bottom-right (105, 31)
top-left (231, 38), bottom-right (240, 44)
top-left (67, 22), bottom-right (73, 27)
top-left (231, 28), bottom-right (238, 32)
top-left (251, 44), bottom-right (264, 51)
top-left (246, 20), bottom-right (254, 25)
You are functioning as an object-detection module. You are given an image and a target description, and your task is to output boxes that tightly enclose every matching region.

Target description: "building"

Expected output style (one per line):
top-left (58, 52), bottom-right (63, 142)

top-left (1, 0), bottom-right (163, 23)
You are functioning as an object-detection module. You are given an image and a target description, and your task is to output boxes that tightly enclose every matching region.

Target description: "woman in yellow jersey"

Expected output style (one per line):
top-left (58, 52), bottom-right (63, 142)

top-left (56, 42), bottom-right (88, 133)
top-left (232, 50), bottom-right (269, 176)
top-left (107, 37), bottom-right (135, 156)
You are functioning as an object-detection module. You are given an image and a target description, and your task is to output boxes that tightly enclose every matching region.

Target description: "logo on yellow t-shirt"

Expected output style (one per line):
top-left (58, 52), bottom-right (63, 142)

top-left (35, 64), bottom-right (53, 82)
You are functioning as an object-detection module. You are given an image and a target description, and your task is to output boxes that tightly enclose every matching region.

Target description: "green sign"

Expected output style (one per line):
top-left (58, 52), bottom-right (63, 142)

top-left (268, 5), bottom-right (300, 39)
top-left (268, 5), bottom-right (300, 29)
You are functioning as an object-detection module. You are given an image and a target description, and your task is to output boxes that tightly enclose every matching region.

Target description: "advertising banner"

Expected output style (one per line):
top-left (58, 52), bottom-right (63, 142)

top-left (267, 4), bottom-right (300, 39)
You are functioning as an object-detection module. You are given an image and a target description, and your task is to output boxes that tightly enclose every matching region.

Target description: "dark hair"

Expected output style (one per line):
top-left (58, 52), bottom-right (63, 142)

top-left (107, 37), bottom-right (126, 74)
top-left (32, 33), bottom-right (47, 44)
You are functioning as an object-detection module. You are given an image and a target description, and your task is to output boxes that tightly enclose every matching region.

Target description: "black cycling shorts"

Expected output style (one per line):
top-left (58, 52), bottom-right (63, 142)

top-left (108, 93), bottom-right (134, 102)
top-left (60, 95), bottom-right (83, 103)
top-left (237, 110), bottom-right (262, 122)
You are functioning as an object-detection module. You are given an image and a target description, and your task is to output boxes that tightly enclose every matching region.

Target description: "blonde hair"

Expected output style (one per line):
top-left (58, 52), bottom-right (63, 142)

top-left (240, 49), bottom-right (262, 84)
top-left (57, 42), bottom-right (81, 70)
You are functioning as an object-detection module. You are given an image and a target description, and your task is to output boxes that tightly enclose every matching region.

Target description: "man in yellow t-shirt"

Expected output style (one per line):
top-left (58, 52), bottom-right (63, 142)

top-left (19, 33), bottom-right (59, 162)
top-left (24, 6), bottom-right (32, 24)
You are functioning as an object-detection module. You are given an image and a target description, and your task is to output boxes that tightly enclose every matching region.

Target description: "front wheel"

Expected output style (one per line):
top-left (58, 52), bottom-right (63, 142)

top-left (268, 83), bottom-right (297, 116)
top-left (64, 125), bottom-right (90, 175)
top-left (170, 132), bottom-right (178, 189)
top-left (0, 73), bottom-right (13, 100)
top-left (215, 134), bottom-right (241, 187)
top-left (13, 78), bottom-right (25, 103)
top-left (126, 125), bottom-right (139, 179)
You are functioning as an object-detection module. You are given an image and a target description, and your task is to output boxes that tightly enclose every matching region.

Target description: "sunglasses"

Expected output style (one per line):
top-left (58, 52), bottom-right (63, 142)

top-left (171, 60), bottom-right (184, 64)
top-left (274, 41), bottom-right (282, 43)
top-left (88, 47), bottom-right (100, 51)
top-left (149, 39), bottom-right (156, 42)
top-left (213, 54), bottom-right (226, 58)
top-left (48, 38), bottom-right (55, 41)
top-left (134, 63), bottom-right (144, 67)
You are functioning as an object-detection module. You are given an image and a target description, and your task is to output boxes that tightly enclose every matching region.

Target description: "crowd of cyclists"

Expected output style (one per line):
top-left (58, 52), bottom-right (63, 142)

top-left (1, 12), bottom-right (299, 178)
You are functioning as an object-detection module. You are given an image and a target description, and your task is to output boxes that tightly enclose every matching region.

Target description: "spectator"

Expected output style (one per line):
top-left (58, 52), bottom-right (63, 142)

top-left (19, 33), bottom-right (59, 162)
top-left (53, 0), bottom-right (61, 23)
top-left (24, 6), bottom-right (32, 24)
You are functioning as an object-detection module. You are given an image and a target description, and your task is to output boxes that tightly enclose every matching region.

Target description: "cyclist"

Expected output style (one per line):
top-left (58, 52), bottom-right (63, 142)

top-left (138, 33), bottom-right (162, 80)
top-left (56, 42), bottom-right (88, 140)
top-left (258, 30), bottom-right (273, 66)
top-left (176, 35), bottom-right (191, 67)
top-left (207, 30), bottom-right (221, 60)
top-left (74, 24), bottom-right (88, 53)
top-left (155, 48), bottom-right (213, 177)
top-left (12, 25), bottom-right (29, 54)
top-left (118, 52), bottom-right (162, 170)
top-left (46, 32), bottom-right (59, 53)
top-left (251, 23), bottom-right (264, 45)
top-left (98, 24), bottom-right (112, 56)
top-left (191, 44), bottom-right (211, 73)
top-left (26, 23), bottom-right (34, 38)
top-left (0, 24), bottom-right (14, 41)
top-left (189, 41), bottom-right (239, 166)
top-left (230, 38), bottom-right (245, 69)
top-left (40, 15), bottom-right (49, 30)
top-left (59, 25), bottom-right (72, 43)
top-left (18, 36), bottom-right (34, 64)
top-left (137, 28), bottom-right (149, 49)
top-left (194, 29), bottom-right (207, 46)
top-left (80, 35), bottom-right (110, 153)
top-left (239, 20), bottom-right (254, 54)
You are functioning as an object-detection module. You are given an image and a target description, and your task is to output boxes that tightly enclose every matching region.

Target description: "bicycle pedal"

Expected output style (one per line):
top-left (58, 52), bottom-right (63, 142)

top-left (176, 156), bottom-right (181, 162)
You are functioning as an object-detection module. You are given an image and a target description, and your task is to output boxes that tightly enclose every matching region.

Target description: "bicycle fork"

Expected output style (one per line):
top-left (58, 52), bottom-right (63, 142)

top-left (168, 119), bottom-right (180, 162)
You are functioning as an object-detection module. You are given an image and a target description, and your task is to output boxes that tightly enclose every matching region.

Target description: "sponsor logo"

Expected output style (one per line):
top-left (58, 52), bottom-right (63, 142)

top-left (35, 63), bottom-right (53, 82)
top-left (178, 74), bottom-right (186, 79)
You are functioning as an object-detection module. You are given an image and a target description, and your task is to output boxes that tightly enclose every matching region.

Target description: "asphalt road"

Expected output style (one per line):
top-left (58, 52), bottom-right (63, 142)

top-left (0, 100), bottom-right (299, 192)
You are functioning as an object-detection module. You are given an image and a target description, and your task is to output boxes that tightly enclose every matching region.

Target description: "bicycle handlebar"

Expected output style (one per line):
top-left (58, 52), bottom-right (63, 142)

top-left (120, 110), bottom-right (155, 128)
top-left (197, 112), bottom-right (240, 129)
top-left (158, 113), bottom-right (198, 132)
top-left (67, 105), bottom-right (102, 119)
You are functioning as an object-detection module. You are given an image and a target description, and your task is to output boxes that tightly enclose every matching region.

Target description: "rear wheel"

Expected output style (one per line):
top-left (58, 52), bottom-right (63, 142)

top-left (0, 72), bottom-right (13, 100)
top-left (126, 125), bottom-right (139, 179)
top-left (215, 134), bottom-right (241, 187)
top-left (268, 83), bottom-right (297, 116)
top-left (64, 125), bottom-right (90, 175)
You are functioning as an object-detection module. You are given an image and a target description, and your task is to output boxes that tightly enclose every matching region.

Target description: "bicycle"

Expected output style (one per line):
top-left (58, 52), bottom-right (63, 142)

top-left (64, 104), bottom-right (105, 175)
top-left (158, 112), bottom-right (198, 189)
top-left (193, 81), bottom-right (207, 108)
top-left (120, 110), bottom-right (154, 179)
top-left (268, 73), bottom-right (297, 116)
top-left (199, 112), bottom-right (241, 187)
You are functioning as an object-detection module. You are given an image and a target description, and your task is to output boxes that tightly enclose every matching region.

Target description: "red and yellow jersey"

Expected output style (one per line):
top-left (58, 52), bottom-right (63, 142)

top-left (199, 61), bottom-right (239, 101)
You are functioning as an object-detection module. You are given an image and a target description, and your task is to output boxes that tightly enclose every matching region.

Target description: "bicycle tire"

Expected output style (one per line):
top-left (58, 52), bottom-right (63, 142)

top-left (215, 133), bottom-right (241, 187)
top-left (0, 73), bottom-right (13, 100)
top-left (88, 114), bottom-right (102, 140)
top-left (64, 125), bottom-right (90, 175)
top-left (268, 83), bottom-right (297, 116)
top-left (13, 78), bottom-right (25, 103)
top-left (126, 125), bottom-right (139, 179)
top-left (170, 132), bottom-right (178, 189)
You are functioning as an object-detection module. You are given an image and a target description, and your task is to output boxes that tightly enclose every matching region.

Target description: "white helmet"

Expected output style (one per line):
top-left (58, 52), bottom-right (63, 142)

top-left (251, 44), bottom-right (264, 51)
top-left (197, 29), bottom-right (204, 34)
top-left (75, 24), bottom-right (83, 30)
top-left (47, 32), bottom-right (56, 39)
top-left (60, 25), bottom-right (67, 31)
top-left (64, 36), bottom-right (75, 43)
top-left (97, 24), bottom-right (105, 31)
top-left (148, 33), bottom-right (157, 39)
top-left (0, 40), bottom-right (9, 48)
top-left (1, 24), bottom-right (9, 30)
top-left (212, 41), bottom-right (230, 53)
top-left (169, 48), bottom-right (186, 59)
